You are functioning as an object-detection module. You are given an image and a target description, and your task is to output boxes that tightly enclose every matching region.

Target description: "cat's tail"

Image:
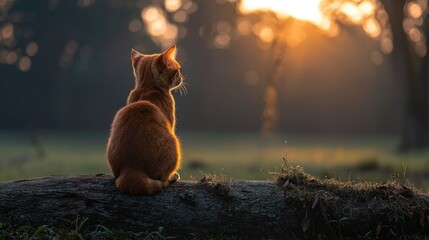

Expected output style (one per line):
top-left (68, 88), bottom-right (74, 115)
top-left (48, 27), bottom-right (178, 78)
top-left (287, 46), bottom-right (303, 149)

top-left (115, 169), bottom-right (168, 195)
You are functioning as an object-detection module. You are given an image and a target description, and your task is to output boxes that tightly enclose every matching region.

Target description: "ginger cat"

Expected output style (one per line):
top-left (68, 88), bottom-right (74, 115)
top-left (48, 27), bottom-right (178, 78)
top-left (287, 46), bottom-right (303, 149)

top-left (107, 46), bottom-right (184, 195)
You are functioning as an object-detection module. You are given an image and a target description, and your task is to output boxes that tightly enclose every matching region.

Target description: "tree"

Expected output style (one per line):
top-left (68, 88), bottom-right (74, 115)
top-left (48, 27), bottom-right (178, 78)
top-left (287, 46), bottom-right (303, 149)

top-left (380, 0), bottom-right (429, 151)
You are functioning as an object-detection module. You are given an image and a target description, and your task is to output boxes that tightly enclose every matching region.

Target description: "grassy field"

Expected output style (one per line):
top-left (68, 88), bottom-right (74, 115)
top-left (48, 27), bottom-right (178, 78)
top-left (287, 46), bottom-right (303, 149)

top-left (0, 131), bottom-right (428, 192)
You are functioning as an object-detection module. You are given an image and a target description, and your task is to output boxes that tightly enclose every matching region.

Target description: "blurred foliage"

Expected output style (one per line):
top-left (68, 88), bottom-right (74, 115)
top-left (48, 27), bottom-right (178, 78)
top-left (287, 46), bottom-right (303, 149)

top-left (0, 0), bottom-right (427, 147)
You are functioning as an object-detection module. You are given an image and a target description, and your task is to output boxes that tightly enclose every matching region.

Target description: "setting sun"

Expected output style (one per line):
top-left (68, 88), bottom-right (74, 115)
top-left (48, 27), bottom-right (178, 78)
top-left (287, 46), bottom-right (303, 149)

top-left (238, 0), bottom-right (380, 38)
top-left (239, 0), bottom-right (327, 26)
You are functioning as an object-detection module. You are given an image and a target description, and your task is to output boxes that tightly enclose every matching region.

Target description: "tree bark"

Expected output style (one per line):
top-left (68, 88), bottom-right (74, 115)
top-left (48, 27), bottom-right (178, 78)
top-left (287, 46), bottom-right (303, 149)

top-left (0, 175), bottom-right (428, 239)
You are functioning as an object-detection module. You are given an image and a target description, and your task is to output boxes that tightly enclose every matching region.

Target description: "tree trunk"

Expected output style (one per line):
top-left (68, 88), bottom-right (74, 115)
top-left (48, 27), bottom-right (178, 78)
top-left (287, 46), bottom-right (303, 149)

top-left (381, 0), bottom-right (429, 151)
top-left (261, 19), bottom-right (293, 136)
top-left (0, 175), bottom-right (428, 239)
top-left (261, 40), bottom-right (286, 135)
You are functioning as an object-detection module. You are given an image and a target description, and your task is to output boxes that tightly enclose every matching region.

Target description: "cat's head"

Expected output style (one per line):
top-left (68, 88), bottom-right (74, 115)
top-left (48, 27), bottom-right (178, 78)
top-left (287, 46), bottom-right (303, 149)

top-left (130, 46), bottom-right (183, 92)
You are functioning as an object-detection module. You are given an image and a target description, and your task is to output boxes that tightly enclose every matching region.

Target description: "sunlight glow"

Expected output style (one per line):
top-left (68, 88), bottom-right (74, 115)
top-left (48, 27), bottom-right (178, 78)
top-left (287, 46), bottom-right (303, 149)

top-left (403, 1), bottom-right (428, 57)
top-left (173, 10), bottom-right (188, 22)
top-left (18, 56), bottom-right (31, 72)
top-left (140, 1), bottom-right (197, 49)
top-left (339, 2), bottom-right (364, 23)
top-left (6, 51), bottom-right (17, 65)
top-left (165, 0), bottom-right (182, 12)
top-left (128, 19), bottom-right (142, 33)
top-left (408, 2), bottom-right (423, 19)
top-left (380, 37), bottom-right (393, 54)
top-left (1, 24), bottom-right (13, 39)
top-left (415, 41), bottom-right (427, 57)
top-left (258, 26), bottom-right (274, 43)
top-left (26, 42), bottom-right (38, 57)
top-left (238, 0), bottom-right (379, 39)
top-left (359, 1), bottom-right (376, 16)
top-left (363, 18), bottom-right (381, 38)
top-left (217, 21), bottom-right (232, 33)
top-left (214, 33), bottom-right (231, 49)
top-left (237, 19), bottom-right (252, 35)
top-left (141, 5), bottom-right (175, 47)
top-left (409, 27), bottom-right (423, 43)
top-left (239, 0), bottom-right (327, 26)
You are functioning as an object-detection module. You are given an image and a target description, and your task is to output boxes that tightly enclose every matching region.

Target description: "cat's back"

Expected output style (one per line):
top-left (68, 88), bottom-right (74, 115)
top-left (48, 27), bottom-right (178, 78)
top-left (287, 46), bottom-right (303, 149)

top-left (107, 100), bottom-right (172, 176)
top-left (111, 100), bottom-right (168, 136)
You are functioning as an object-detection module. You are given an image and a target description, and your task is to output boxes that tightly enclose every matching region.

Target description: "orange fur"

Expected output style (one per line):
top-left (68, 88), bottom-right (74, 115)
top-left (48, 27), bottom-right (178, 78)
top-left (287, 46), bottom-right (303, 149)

top-left (107, 46), bottom-right (183, 195)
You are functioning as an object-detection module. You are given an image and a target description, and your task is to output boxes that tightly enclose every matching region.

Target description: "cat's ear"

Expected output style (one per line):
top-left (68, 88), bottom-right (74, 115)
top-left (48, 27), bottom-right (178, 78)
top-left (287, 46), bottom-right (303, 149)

top-left (162, 45), bottom-right (177, 65)
top-left (131, 49), bottom-right (144, 78)
top-left (131, 48), bottom-right (143, 64)
top-left (162, 45), bottom-right (180, 70)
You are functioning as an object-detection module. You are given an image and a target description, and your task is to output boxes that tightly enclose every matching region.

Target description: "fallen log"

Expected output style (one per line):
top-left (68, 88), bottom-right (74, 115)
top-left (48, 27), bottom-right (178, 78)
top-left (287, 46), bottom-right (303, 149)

top-left (0, 174), bottom-right (428, 239)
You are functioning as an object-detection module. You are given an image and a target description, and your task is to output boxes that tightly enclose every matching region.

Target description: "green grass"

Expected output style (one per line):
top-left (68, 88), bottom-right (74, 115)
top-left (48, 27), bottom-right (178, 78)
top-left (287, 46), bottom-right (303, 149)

top-left (0, 216), bottom-right (175, 240)
top-left (0, 131), bottom-right (428, 191)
